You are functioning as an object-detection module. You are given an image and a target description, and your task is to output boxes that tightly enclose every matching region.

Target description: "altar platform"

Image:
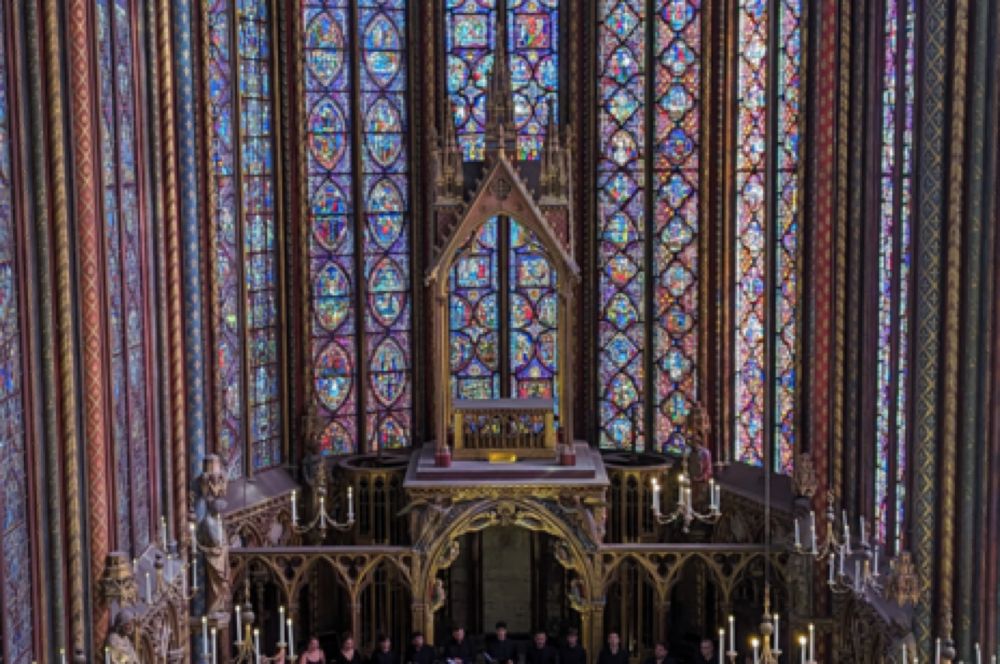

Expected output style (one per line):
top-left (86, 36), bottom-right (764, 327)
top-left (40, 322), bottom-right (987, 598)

top-left (404, 442), bottom-right (609, 488)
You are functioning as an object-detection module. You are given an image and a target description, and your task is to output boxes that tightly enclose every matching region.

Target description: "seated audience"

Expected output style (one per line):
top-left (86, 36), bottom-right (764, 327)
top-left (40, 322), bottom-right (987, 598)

top-left (558, 628), bottom-right (586, 664)
top-left (406, 631), bottom-right (436, 664)
top-left (596, 632), bottom-right (628, 664)
top-left (300, 636), bottom-right (327, 664)
top-left (524, 630), bottom-right (557, 664)
top-left (484, 621), bottom-right (518, 664)
top-left (694, 637), bottom-right (716, 664)
top-left (642, 642), bottom-right (677, 664)
top-left (371, 634), bottom-right (398, 664)
top-left (444, 625), bottom-right (473, 664)
top-left (334, 633), bottom-right (365, 664)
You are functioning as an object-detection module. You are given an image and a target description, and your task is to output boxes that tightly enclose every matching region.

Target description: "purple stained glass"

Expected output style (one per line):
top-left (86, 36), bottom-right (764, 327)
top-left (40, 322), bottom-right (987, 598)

top-left (208, 0), bottom-right (245, 475)
top-left (653, 0), bottom-right (700, 453)
top-left (96, 0), bottom-right (152, 552)
top-left (733, 0), bottom-right (768, 467)
top-left (773, 0), bottom-right (801, 475)
top-left (305, 0), bottom-right (356, 454)
top-left (305, 0), bottom-right (412, 453)
top-left (876, 0), bottom-right (915, 550)
top-left (208, 0), bottom-right (283, 473)
top-left (361, 0), bottom-right (411, 451)
top-left (598, 0), bottom-right (646, 450)
top-left (509, 221), bottom-right (558, 405)
top-left (446, 0), bottom-right (497, 159)
top-left (507, 0), bottom-right (559, 159)
top-left (450, 219), bottom-right (501, 399)
top-left (0, 2), bottom-right (35, 657)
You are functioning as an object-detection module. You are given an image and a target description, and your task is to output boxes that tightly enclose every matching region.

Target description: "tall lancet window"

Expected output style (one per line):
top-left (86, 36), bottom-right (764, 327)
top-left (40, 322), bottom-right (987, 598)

top-left (444, 0), bottom-right (562, 405)
top-left (445, 0), bottom-right (559, 161)
top-left (875, 0), bottom-right (915, 552)
top-left (596, 0), bottom-right (702, 452)
top-left (0, 4), bottom-right (35, 658)
top-left (96, 0), bottom-right (154, 553)
top-left (732, 0), bottom-right (802, 474)
top-left (207, 0), bottom-right (284, 475)
top-left (303, 0), bottom-right (412, 453)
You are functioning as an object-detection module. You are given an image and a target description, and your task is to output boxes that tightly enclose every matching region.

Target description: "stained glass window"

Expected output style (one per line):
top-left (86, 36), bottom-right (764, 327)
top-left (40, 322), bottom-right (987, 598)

top-left (597, 0), bottom-right (701, 452)
top-left (449, 219), bottom-right (558, 407)
top-left (875, 0), bottom-right (915, 551)
top-left (0, 4), bottom-right (34, 658)
top-left (732, 0), bottom-right (802, 473)
top-left (96, 0), bottom-right (153, 554)
top-left (450, 219), bottom-right (501, 399)
top-left (445, 0), bottom-right (558, 161)
top-left (304, 0), bottom-right (412, 453)
top-left (207, 0), bottom-right (283, 474)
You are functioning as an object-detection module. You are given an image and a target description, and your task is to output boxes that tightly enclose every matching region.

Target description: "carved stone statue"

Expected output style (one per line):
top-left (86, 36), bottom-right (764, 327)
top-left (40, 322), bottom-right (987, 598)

top-left (197, 454), bottom-right (231, 620)
top-left (301, 403), bottom-right (327, 491)
top-left (105, 608), bottom-right (141, 664)
top-left (684, 404), bottom-right (713, 483)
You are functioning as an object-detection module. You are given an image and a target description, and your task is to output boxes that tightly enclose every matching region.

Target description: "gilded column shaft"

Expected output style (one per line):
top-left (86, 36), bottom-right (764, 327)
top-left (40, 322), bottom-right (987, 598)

top-left (939, 0), bottom-right (968, 638)
top-left (41, 0), bottom-right (87, 654)
top-left (912, 0), bottom-right (950, 654)
top-left (26, 0), bottom-right (66, 653)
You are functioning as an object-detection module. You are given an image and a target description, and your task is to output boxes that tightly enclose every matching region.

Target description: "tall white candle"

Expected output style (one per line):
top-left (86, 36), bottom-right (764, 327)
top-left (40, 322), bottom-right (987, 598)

top-left (902, 643), bottom-right (907, 663)
top-left (860, 515), bottom-right (866, 545)
top-left (975, 643), bottom-right (981, 664)
top-left (752, 638), bottom-right (760, 664)
top-left (729, 616), bottom-right (735, 653)
top-left (718, 629), bottom-right (724, 664)
top-left (254, 628), bottom-right (261, 663)
top-left (828, 553), bottom-right (835, 583)
top-left (291, 490), bottom-right (298, 525)
top-left (794, 518), bottom-right (801, 548)
top-left (60, 648), bottom-right (66, 664)
top-left (651, 480), bottom-right (660, 515)
top-left (288, 618), bottom-right (295, 658)
top-left (211, 627), bottom-right (218, 664)
top-left (935, 638), bottom-right (941, 664)
top-left (348, 485), bottom-right (354, 521)
top-left (320, 495), bottom-right (326, 522)
top-left (839, 548), bottom-right (845, 575)
top-left (189, 522), bottom-right (197, 556)
top-left (105, 646), bottom-right (110, 664)
top-left (202, 616), bottom-right (209, 655)
top-left (161, 515), bottom-right (168, 549)
top-left (280, 605), bottom-right (286, 643)
top-left (193, 554), bottom-right (199, 591)
top-left (799, 636), bottom-right (807, 664)
top-left (709, 479), bottom-right (717, 510)
top-left (678, 475), bottom-right (685, 504)
top-left (874, 547), bottom-right (880, 576)
top-left (236, 604), bottom-right (242, 642)
top-left (808, 623), bottom-right (815, 662)
top-left (146, 572), bottom-right (152, 603)
top-left (845, 524), bottom-right (852, 553)
top-left (773, 614), bottom-right (780, 649)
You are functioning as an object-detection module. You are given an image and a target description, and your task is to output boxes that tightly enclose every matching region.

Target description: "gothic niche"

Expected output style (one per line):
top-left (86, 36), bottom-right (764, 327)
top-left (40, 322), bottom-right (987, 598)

top-left (425, 19), bottom-right (579, 457)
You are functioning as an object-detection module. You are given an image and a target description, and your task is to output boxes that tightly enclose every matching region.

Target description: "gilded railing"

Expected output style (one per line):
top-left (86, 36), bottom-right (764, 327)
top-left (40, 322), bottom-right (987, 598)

top-left (452, 398), bottom-right (556, 458)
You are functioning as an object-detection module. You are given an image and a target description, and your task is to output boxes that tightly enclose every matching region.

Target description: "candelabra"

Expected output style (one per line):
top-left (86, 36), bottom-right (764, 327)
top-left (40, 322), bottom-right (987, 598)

top-left (790, 492), bottom-right (862, 594)
top-left (291, 481), bottom-right (355, 536)
top-left (650, 473), bottom-right (721, 532)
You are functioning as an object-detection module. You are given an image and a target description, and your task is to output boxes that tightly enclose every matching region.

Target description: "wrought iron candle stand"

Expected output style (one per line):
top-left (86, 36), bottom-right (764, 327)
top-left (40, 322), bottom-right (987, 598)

top-left (650, 471), bottom-right (721, 533)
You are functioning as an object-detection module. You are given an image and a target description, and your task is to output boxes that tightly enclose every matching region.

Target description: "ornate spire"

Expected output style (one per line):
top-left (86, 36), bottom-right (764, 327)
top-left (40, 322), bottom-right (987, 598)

top-left (434, 103), bottom-right (465, 200)
top-left (485, 16), bottom-right (516, 160)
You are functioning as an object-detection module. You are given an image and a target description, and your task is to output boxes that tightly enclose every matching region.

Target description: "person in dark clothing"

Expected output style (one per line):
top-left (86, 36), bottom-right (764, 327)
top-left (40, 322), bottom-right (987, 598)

top-left (443, 626), bottom-right (473, 664)
top-left (484, 621), bottom-right (518, 664)
top-left (558, 628), bottom-right (587, 664)
top-left (524, 631), bottom-right (558, 664)
top-left (371, 635), bottom-right (398, 664)
top-left (693, 638), bottom-right (716, 664)
top-left (406, 632), bottom-right (436, 664)
top-left (596, 632), bottom-right (628, 664)
top-left (334, 633), bottom-right (365, 664)
top-left (642, 642), bottom-right (677, 664)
